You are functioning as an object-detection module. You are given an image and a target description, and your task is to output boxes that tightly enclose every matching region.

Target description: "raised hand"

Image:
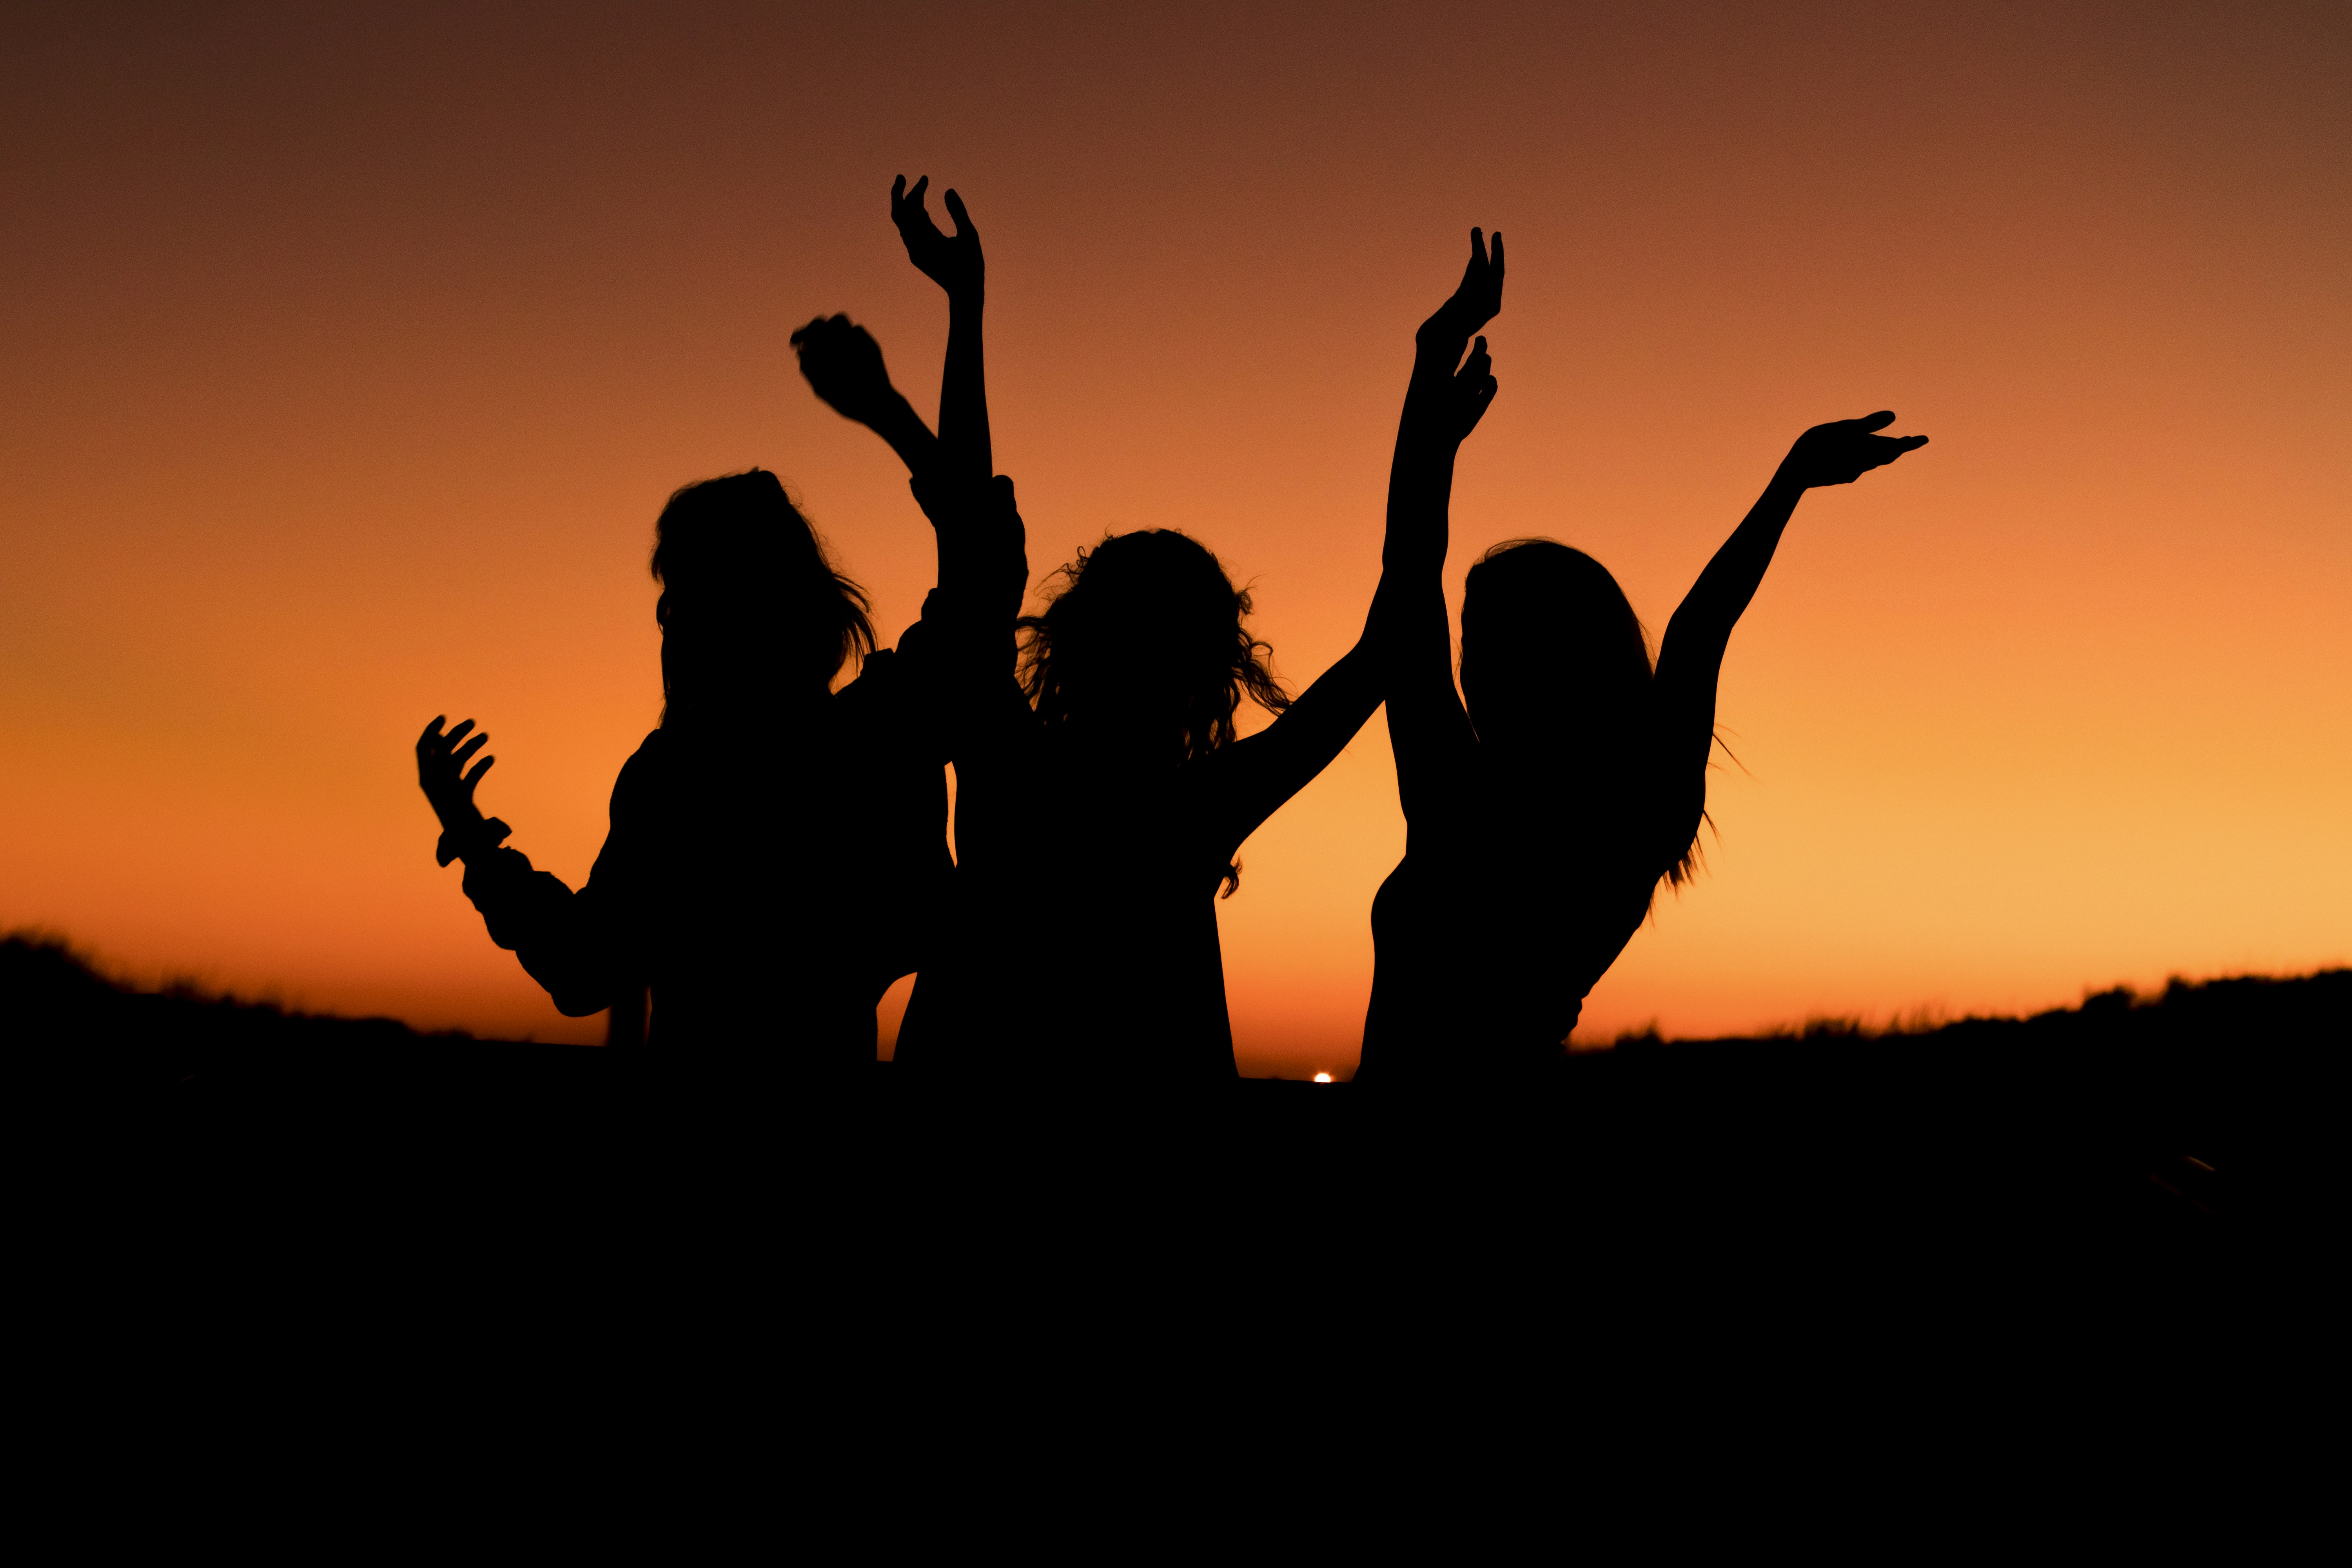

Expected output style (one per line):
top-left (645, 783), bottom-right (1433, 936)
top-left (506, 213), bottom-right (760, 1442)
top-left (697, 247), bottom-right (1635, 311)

top-left (1423, 227), bottom-right (1505, 340)
top-left (891, 174), bottom-right (984, 301)
top-left (1780, 412), bottom-right (1929, 488)
top-left (791, 313), bottom-right (902, 427)
top-left (1444, 334), bottom-right (1499, 443)
top-left (416, 716), bottom-right (499, 861)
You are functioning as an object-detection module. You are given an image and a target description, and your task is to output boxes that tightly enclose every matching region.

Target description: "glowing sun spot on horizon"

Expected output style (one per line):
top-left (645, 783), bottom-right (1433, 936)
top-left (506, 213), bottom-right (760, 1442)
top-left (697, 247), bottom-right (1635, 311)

top-left (1313, 1073), bottom-right (1333, 1083)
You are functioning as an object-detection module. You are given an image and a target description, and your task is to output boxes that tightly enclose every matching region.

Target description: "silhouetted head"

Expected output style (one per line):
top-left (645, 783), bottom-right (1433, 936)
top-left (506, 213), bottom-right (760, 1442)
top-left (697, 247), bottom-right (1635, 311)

top-left (1461, 539), bottom-right (1653, 755)
top-left (1020, 529), bottom-right (1287, 764)
top-left (650, 470), bottom-right (873, 725)
top-left (1020, 529), bottom-right (1287, 892)
top-left (1461, 539), bottom-right (1702, 885)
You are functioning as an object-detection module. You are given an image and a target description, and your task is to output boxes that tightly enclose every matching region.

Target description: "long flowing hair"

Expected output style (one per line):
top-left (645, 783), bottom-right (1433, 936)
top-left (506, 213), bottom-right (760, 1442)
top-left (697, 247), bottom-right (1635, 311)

top-left (1461, 539), bottom-right (1705, 889)
top-left (650, 469), bottom-right (873, 727)
top-left (1017, 528), bottom-right (1287, 893)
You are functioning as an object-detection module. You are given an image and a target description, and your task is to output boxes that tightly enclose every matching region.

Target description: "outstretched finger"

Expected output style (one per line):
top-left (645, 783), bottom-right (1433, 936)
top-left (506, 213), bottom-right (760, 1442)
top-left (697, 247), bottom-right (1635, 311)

top-left (462, 754), bottom-right (496, 789)
top-left (452, 731), bottom-right (489, 767)
top-left (418, 716), bottom-right (449, 750)
top-left (1855, 410), bottom-right (1896, 432)
top-left (1490, 230), bottom-right (1504, 287)
top-left (943, 187), bottom-right (976, 240)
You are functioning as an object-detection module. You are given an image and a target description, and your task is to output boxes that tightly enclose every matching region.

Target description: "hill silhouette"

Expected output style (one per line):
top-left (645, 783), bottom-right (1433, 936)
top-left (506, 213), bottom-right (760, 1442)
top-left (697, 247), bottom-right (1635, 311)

top-left (15, 929), bottom-right (2337, 1245)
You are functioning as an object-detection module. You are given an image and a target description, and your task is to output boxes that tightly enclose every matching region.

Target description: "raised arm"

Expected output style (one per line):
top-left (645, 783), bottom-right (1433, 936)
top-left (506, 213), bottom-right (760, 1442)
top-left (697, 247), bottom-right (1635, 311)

top-left (790, 313), bottom-right (939, 475)
top-left (1381, 231), bottom-right (1504, 825)
top-left (1653, 412), bottom-right (1929, 779)
top-left (793, 180), bottom-right (1005, 601)
top-left (891, 175), bottom-right (990, 485)
top-left (1202, 230), bottom-right (1505, 854)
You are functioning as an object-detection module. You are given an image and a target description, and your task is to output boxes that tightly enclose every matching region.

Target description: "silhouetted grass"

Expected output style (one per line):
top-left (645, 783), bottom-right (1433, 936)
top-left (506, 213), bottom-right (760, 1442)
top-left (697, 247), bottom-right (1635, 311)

top-left (15, 927), bottom-right (2339, 1240)
top-left (3, 929), bottom-right (573, 1097)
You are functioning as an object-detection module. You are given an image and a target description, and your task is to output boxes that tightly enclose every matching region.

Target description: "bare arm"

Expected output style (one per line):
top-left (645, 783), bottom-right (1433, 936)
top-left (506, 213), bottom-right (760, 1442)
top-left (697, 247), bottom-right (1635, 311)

top-left (1653, 412), bottom-right (1929, 779)
top-left (1204, 231), bottom-right (1505, 853)
top-left (1383, 232), bottom-right (1504, 827)
top-left (416, 715), bottom-right (647, 1016)
top-left (789, 177), bottom-right (992, 486)
top-left (891, 175), bottom-right (991, 485)
top-left (791, 313), bottom-right (938, 474)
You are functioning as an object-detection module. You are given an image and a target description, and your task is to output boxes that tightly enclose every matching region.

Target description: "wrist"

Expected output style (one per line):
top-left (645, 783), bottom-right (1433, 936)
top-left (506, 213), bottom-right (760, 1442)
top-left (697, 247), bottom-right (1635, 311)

top-left (436, 814), bottom-right (512, 868)
top-left (870, 392), bottom-right (924, 438)
top-left (1415, 312), bottom-right (1469, 350)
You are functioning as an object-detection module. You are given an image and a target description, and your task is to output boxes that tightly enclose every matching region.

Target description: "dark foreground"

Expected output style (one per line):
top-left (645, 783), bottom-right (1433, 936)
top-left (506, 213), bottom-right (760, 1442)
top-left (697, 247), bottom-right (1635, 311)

top-left (20, 932), bottom-right (2339, 1252)
top-left (24, 930), bottom-right (2344, 1430)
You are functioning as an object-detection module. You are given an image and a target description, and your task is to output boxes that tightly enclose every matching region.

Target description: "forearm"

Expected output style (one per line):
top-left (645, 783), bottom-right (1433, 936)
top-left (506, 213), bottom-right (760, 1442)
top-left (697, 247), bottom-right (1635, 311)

top-left (864, 393), bottom-right (942, 477)
top-left (1655, 470), bottom-right (1805, 779)
top-left (1382, 325), bottom-right (1476, 572)
top-left (1676, 470), bottom-right (1806, 644)
top-left (938, 293), bottom-right (991, 483)
top-left (1383, 437), bottom-right (1459, 578)
top-left (1223, 637), bottom-right (1384, 843)
top-left (462, 851), bottom-right (635, 1016)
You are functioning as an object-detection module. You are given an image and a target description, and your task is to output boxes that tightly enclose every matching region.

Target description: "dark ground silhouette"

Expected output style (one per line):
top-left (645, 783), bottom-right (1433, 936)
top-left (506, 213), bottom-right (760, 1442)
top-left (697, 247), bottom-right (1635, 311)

top-left (18, 931), bottom-right (2337, 1245)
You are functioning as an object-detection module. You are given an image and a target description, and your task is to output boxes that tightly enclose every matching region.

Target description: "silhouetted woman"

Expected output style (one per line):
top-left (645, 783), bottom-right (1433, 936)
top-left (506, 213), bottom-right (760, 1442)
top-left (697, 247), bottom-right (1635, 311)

top-left (799, 181), bottom-right (1505, 1081)
top-left (1357, 281), bottom-right (1927, 1080)
top-left (414, 468), bottom-right (951, 1073)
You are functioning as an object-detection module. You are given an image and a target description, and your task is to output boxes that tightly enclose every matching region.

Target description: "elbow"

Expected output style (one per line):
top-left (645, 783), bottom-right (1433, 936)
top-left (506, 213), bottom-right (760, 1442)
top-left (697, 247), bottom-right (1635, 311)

top-left (521, 955), bottom-right (624, 1018)
top-left (552, 987), bottom-right (622, 1019)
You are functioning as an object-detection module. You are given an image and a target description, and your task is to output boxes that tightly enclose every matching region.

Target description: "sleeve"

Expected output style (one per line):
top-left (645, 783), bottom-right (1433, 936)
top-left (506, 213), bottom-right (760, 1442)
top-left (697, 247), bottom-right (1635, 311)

top-left (458, 735), bottom-right (661, 1017)
top-left (906, 474), bottom-right (1031, 763)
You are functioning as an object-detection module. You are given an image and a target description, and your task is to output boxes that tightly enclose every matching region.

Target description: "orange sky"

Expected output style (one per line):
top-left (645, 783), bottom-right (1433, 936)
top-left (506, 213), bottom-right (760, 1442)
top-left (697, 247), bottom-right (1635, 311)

top-left (3, 2), bottom-right (2346, 1074)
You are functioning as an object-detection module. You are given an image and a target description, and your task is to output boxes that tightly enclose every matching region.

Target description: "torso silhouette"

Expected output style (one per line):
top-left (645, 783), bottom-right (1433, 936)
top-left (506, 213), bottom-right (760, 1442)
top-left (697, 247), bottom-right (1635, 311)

top-left (885, 482), bottom-right (1388, 1085)
top-left (898, 717), bottom-right (1249, 1082)
top-left (1361, 747), bottom-right (1698, 1081)
top-left (461, 636), bottom-right (947, 1071)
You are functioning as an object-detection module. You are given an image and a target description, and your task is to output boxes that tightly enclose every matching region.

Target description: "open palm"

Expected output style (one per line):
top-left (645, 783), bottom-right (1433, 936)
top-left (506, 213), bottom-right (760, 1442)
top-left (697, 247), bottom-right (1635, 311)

top-left (416, 715), bottom-right (493, 835)
top-left (1783, 412), bottom-right (1928, 487)
top-left (1423, 227), bottom-right (1504, 340)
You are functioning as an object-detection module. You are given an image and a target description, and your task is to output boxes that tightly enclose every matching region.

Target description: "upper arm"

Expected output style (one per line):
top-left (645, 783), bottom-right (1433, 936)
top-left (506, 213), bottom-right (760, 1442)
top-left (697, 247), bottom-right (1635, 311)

top-left (1198, 644), bottom-right (1386, 853)
top-left (1376, 572), bottom-right (1475, 824)
top-left (1387, 664), bottom-right (1476, 827)
top-left (1641, 633), bottom-right (1719, 875)
top-left (1650, 608), bottom-right (1730, 783)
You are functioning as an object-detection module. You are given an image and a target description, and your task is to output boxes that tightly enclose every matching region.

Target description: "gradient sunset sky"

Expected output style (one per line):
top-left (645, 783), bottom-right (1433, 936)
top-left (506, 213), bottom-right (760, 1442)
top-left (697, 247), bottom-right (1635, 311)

top-left (3, 2), bottom-right (2345, 1074)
